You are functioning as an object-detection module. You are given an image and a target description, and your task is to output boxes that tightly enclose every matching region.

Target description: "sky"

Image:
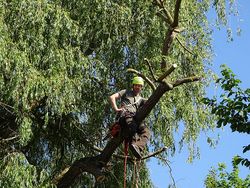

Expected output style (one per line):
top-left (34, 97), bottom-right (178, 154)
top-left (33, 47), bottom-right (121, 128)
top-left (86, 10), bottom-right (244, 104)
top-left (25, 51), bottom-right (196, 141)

top-left (148, 1), bottom-right (250, 187)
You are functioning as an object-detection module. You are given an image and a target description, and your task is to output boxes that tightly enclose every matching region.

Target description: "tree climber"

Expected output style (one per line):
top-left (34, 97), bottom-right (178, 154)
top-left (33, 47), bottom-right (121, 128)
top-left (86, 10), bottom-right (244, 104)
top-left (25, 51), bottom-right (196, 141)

top-left (109, 76), bottom-right (150, 159)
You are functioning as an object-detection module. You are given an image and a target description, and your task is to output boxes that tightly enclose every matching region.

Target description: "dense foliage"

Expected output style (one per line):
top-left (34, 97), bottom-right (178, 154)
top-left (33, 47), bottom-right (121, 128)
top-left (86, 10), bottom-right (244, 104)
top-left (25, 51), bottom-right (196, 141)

top-left (203, 65), bottom-right (250, 168)
top-left (0, 0), bottom-right (239, 187)
top-left (204, 157), bottom-right (250, 188)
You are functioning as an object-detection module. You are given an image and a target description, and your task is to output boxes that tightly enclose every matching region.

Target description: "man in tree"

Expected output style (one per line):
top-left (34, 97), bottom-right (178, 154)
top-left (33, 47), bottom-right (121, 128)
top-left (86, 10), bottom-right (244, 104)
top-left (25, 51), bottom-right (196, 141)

top-left (109, 76), bottom-right (150, 159)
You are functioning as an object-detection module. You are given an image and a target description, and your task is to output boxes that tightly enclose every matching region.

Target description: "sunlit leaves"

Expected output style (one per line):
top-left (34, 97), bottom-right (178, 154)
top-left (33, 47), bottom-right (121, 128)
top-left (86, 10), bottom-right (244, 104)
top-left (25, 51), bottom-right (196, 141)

top-left (205, 158), bottom-right (250, 187)
top-left (203, 65), bottom-right (250, 168)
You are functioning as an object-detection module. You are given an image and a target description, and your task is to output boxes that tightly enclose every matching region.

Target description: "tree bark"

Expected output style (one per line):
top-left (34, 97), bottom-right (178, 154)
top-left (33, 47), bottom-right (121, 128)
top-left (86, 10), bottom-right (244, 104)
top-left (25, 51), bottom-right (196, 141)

top-left (135, 81), bottom-right (173, 124)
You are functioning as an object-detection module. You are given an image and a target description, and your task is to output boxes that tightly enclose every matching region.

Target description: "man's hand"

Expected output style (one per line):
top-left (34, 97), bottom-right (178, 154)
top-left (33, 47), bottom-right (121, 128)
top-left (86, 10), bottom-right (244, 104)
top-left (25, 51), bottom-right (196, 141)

top-left (115, 108), bottom-right (124, 113)
top-left (109, 93), bottom-right (122, 113)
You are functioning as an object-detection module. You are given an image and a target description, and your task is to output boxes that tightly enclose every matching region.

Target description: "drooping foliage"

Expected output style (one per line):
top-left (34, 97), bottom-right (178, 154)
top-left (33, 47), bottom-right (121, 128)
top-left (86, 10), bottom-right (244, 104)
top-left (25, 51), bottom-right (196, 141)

top-left (0, 0), bottom-right (239, 187)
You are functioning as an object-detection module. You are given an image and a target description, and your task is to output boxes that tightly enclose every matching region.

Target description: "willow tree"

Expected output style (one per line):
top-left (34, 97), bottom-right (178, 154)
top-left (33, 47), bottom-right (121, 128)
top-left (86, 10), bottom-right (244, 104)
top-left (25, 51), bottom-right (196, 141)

top-left (0, 0), bottom-right (239, 187)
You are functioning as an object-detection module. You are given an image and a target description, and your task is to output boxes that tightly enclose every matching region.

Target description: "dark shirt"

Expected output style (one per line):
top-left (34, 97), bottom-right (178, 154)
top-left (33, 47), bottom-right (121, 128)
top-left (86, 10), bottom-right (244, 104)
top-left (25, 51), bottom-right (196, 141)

top-left (118, 89), bottom-right (146, 113)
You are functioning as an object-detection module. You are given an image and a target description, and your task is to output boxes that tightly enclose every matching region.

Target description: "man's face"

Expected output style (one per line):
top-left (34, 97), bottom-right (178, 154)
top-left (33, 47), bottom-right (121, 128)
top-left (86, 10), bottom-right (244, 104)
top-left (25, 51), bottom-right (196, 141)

top-left (133, 84), bottom-right (143, 95)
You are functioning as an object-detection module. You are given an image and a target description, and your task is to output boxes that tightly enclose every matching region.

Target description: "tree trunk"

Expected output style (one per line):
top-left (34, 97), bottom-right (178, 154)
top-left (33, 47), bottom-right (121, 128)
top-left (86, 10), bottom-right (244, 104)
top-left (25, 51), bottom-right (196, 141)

top-left (135, 82), bottom-right (172, 123)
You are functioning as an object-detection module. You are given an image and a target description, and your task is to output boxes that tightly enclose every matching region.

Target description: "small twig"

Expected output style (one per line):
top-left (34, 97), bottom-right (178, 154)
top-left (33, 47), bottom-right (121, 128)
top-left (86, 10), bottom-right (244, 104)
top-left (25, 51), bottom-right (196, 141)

top-left (144, 58), bottom-right (157, 82)
top-left (165, 159), bottom-right (177, 188)
top-left (158, 64), bottom-right (177, 82)
top-left (156, 12), bottom-right (169, 24)
top-left (0, 135), bottom-right (19, 143)
top-left (173, 76), bottom-right (201, 87)
top-left (153, 155), bottom-right (176, 188)
top-left (176, 37), bottom-right (194, 55)
top-left (141, 146), bottom-right (168, 160)
top-left (0, 101), bottom-right (15, 114)
top-left (127, 68), bottom-right (156, 91)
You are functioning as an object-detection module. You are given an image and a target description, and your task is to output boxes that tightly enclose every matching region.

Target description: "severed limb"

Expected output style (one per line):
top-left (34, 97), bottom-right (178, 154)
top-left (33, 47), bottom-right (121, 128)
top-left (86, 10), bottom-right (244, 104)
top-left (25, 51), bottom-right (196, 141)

top-left (157, 64), bottom-right (177, 82)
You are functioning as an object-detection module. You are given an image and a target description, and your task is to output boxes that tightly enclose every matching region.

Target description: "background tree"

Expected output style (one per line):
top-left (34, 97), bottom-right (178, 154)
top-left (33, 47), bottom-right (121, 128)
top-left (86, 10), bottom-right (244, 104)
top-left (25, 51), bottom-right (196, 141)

top-left (0, 0), bottom-right (240, 187)
top-left (203, 65), bottom-right (250, 168)
top-left (204, 157), bottom-right (250, 188)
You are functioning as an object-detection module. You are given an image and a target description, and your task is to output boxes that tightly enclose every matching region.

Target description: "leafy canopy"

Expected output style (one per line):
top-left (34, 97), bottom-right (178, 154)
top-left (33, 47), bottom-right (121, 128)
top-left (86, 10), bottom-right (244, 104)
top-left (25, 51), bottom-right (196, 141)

top-left (205, 157), bottom-right (250, 188)
top-left (203, 65), bottom-right (250, 168)
top-left (0, 0), bottom-right (240, 187)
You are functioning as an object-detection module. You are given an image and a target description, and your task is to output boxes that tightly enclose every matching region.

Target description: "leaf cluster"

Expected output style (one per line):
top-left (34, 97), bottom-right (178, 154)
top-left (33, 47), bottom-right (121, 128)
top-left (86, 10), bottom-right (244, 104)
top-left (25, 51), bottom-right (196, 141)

top-left (204, 157), bottom-right (250, 188)
top-left (203, 65), bottom-right (250, 168)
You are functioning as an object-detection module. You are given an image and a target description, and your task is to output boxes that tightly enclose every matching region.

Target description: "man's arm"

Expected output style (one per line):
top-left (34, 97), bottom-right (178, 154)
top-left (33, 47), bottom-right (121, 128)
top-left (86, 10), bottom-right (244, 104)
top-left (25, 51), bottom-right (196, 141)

top-left (109, 92), bottom-right (123, 113)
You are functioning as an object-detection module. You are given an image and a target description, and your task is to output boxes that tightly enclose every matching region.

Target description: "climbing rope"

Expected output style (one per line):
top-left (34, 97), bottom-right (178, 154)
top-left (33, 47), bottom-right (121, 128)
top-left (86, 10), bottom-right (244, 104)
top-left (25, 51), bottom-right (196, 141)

top-left (123, 139), bottom-right (129, 188)
top-left (132, 159), bottom-right (141, 188)
top-left (132, 160), bottom-right (137, 187)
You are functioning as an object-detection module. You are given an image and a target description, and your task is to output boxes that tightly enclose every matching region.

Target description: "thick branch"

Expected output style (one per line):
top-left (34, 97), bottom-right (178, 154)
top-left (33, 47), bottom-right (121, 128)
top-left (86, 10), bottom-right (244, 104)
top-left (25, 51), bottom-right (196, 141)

top-left (127, 68), bottom-right (156, 91)
top-left (141, 147), bottom-right (167, 160)
top-left (154, 0), bottom-right (173, 24)
top-left (53, 167), bottom-right (70, 185)
top-left (135, 81), bottom-right (173, 123)
top-left (154, 0), bottom-right (182, 70)
top-left (173, 0), bottom-right (182, 27)
top-left (57, 157), bottom-right (105, 188)
top-left (158, 64), bottom-right (177, 82)
top-left (173, 76), bottom-right (201, 87)
top-left (161, 27), bottom-right (181, 69)
top-left (136, 75), bottom-right (200, 123)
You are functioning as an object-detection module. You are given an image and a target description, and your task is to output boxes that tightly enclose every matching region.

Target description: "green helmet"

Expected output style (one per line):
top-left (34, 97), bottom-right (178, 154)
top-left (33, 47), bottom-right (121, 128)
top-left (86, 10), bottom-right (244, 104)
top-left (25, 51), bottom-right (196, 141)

top-left (132, 76), bottom-right (144, 86)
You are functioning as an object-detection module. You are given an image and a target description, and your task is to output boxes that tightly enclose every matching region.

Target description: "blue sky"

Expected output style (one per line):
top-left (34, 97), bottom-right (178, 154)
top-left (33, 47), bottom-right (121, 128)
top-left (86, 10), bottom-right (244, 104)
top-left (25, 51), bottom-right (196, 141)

top-left (148, 1), bottom-right (250, 187)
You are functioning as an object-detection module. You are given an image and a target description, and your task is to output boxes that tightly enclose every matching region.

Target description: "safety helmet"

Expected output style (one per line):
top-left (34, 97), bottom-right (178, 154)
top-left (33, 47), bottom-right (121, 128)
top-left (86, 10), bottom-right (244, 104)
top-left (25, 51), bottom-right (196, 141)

top-left (132, 76), bottom-right (144, 86)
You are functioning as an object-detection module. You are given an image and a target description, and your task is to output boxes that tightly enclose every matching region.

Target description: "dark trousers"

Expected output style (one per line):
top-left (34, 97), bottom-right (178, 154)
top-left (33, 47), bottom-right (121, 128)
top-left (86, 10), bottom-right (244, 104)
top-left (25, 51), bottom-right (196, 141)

top-left (119, 115), bottom-right (150, 151)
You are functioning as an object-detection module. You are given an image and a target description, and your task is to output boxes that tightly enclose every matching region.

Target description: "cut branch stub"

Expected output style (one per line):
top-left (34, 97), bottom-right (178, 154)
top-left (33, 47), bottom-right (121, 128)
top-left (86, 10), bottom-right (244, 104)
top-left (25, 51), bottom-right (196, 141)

top-left (158, 64), bottom-right (177, 82)
top-left (173, 76), bottom-right (201, 87)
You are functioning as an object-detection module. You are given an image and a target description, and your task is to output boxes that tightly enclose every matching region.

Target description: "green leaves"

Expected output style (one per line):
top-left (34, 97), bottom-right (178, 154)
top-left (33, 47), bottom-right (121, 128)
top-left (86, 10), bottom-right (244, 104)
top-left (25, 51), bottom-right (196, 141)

top-left (18, 117), bottom-right (33, 146)
top-left (0, 0), bottom-right (243, 186)
top-left (0, 153), bottom-right (53, 187)
top-left (204, 65), bottom-right (249, 132)
top-left (205, 159), bottom-right (250, 188)
top-left (203, 65), bottom-right (250, 168)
